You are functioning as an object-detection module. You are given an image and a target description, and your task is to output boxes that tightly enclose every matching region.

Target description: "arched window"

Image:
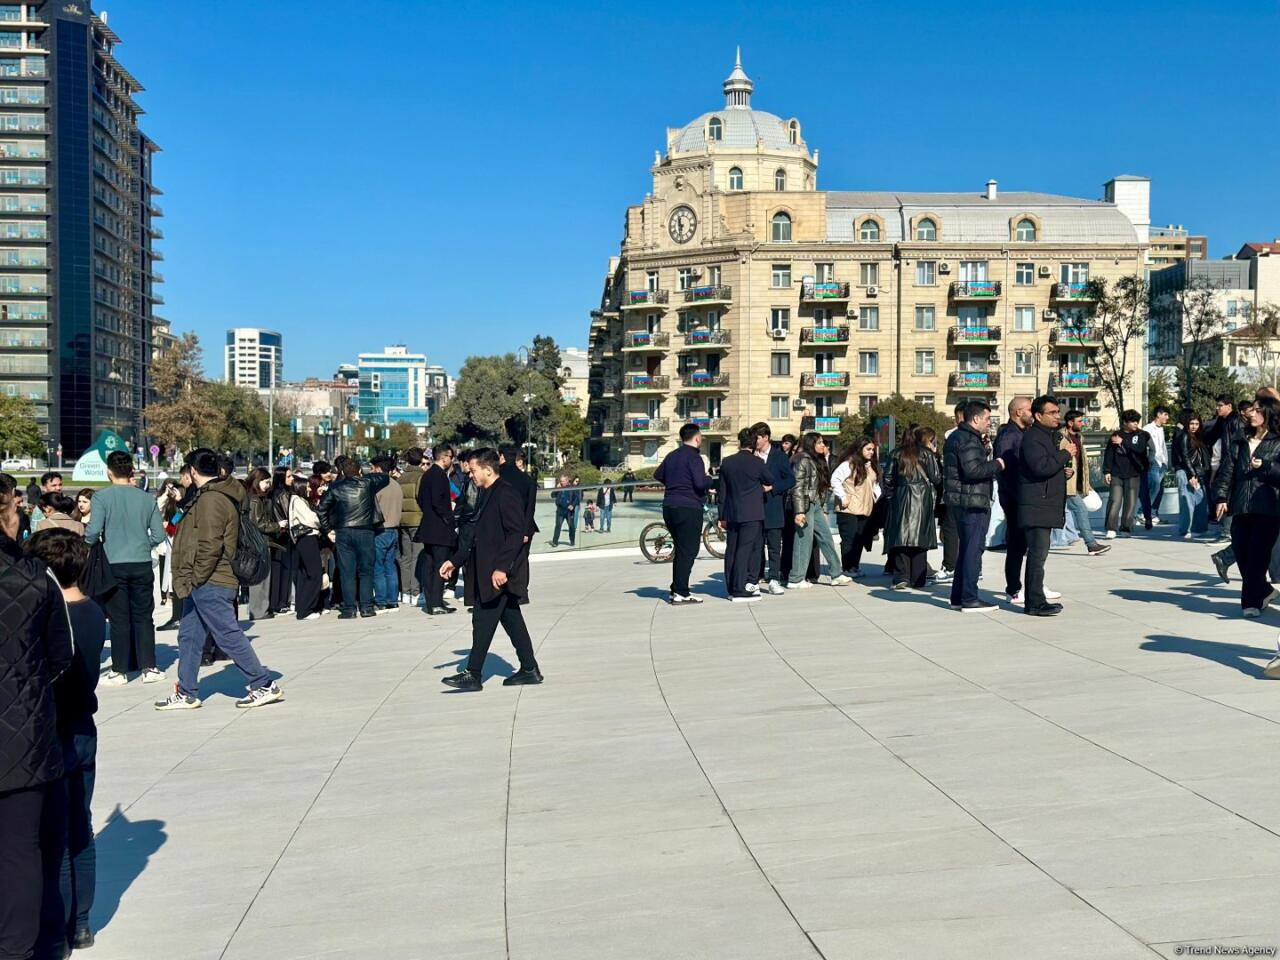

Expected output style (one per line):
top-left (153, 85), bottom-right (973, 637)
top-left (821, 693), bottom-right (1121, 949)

top-left (859, 219), bottom-right (881, 242)
top-left (728, 166), bottom-right (743, 191)
top-left (771, 212), bottom-right (792, 242)
top-left (1015, 218), bottom-right (1036, 242)
top-left (708, 117), bottom-right (722, 142)
top-left (788, 120), bottom-right (799, 145)
top-left (774, 168), bottom-right (786, 191)
top-left (915, 218), bottom-right (937, 241)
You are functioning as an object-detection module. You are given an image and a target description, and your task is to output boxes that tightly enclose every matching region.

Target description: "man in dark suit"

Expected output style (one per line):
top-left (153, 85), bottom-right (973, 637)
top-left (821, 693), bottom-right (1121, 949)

top-left (717, 427), bottom-right (774, 602)
top-left (1018, 395), bottom-right (1073, 617)
top-left (439, 448), bottom-right (542, 692)
top-left (415, 444), bottom-right (457, 615)
top-left (752, 422), bottom-right (795, 594)
top-left (498, 444), bottom-right (538, 546)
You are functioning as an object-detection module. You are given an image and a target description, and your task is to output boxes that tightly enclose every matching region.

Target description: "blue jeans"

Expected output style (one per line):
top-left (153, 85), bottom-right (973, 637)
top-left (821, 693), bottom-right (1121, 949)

top-left (335, 527), bottom-right (376, 613)
top-left (600, 505), bottom-right (613, 532)
top-left (1176, 470), bottom-right (1207, 535)
top-left (951, 507), bottom-right (990, 606)
top-left (58, 731), bottom-right (96, 936)
top-left (176, 583), bottom-right (271, 698)
top-left (373, 529), bottom-right (399, 606)
top-left (1065, 495), bottom-right (1097, 547)
top-left (787, 507), bottom-right (840, 583)
top-left (1140, 464), bottom-right (1166, 523)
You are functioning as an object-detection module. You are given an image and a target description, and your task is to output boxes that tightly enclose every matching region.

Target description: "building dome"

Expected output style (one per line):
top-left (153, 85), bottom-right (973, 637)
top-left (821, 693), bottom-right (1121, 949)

top-left (667, 51), bottom-right (806, 155)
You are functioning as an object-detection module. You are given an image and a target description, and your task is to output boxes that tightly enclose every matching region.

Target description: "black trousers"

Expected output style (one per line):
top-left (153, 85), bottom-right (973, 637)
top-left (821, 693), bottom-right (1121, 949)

top-left (725, 520), bottom-right (762, 597)
top-left (951, 507), bottom-right (990, 607)
top-left (762, 527), bottom-right (783, 584)
top-left (104, 562), bottom-right (156, 673)
top-left (940, 506), bottom-right (959, 571)
top-left (1023, 526), bottom-right (1052, 610)
top-left (269, 541), bottom-right (294, 612)
top-left (836, 513), bottom-right (868, 574)
top-left (664, 505), bottom-right (702, 598)
top-left (293, 536), bottom-right (324, 619)
top-left (1107, 476), bottom-right (1140, 532)
top-left (0, 780), bottom-right (66, 960)
top-left (424, 543), bottom-right (453, 609)
top-left (1002, 500), bottom-right (1027, 597)
top-left (467, 592), bottom-right (539, 675)
top-left (890, 547), bottom-right (928, 587)
top-left (1232, 513), bottom-right (1280, 610)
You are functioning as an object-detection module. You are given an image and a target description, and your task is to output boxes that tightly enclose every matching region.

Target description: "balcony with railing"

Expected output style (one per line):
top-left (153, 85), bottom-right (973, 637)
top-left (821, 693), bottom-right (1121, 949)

top-left (800, 281), bottom-right (850, 303)
top-left (678, 415), bottom-right (734, 434)
top-left (949, 324), bottom-right (1002, 345)
top-left (621, 289), bottom-right (670, 310)
top-left (800, 325), bottom-right (850, 346)
top-left (683, 284), bottom-right (732, 305)
top-left (621, 374), bottom-right (670, 393)
top-left (949, 370), bottom-right (1000, 392)
top-left (1048, 371), bottom-right (1100, 392)
top-left (622, 330), bottom-right (670, 351)
top-left (621, 416), bottom-right (670, 434)
top-left (680, 329), bottom-right (732, 349)
top-left (801, 415), bottom-right (843, 434)
top-left (949, 280), bottom-right (1002, 300)
top-left (1052, 281), bottom-right (1095, 302)
top-left (1050, 324), bottom-right (1102, 347)
top-left (679, 372), bottom-right (731, 391)
top-left (800, 371), bottom-right (851, 390)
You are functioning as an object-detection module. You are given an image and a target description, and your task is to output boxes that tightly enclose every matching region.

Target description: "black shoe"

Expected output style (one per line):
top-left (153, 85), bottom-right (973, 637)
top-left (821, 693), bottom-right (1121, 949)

top-left (157, 619), bottom-right (180, 631)
top-left (1026, 603), bottom-right (1064, 617)
top-left (338, 611), bottom-right (357, 620)
top-left (360, 608), bottom-right (377, 618)
top-left (200, 653), bottom-right (215, 667)
top-left (1213, 551), bottom-right (1231, 584)
top-left (441, 670), bottom-right (483, 691)
top-left (426, 606), bottom-right (457, 616)
top-left (1145, 522), bottom-right (1153, 531)
top-left (1087, 543), bottom-right (1111, 556)
top-left (951, 600), bottom-right (998, 613)
top-left (503, 668), bottom-right (544, 686)
top-left (72, 927), bottom-right (94, 949)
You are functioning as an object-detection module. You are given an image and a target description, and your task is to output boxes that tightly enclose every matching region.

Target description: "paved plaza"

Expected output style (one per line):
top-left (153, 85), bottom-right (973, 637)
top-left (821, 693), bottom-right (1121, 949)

top-left (87, 533), bottom-right (1280, 960)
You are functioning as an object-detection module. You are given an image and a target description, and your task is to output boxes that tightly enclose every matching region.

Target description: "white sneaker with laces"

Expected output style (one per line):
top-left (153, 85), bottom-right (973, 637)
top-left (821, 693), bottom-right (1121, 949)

top-left (236, 683), bottom-right (284, 709)
top-left (745, 582), bottom-right (760, 594)
top-left (830, 574), bottom-right (853, 586)
top-left (767, 581), bottom-right (786, 596)
top-left (141, 668), bottom-right (164, 684)
top-left (786, 580), bottom-right (813, 590)
top-left (154, 689), bottom-right (200, 711)
top-left (101, 670), bottom-right (128, 686)
top-left (302, 612), bottom-right (321, 621)
top-left (934, 569), bottom-right (954, 585)
top-left (1044, 587), bottom-right (1062, 601)
top-left (1105, 530), bottom-right (1117, 540)
top-left (730, 594), bottom-right (761, 603)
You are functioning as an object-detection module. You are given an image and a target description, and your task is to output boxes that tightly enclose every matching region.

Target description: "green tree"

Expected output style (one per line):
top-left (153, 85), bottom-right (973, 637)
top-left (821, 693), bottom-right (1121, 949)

top-left (837, 394), bottom-right (952, 454)
top-left (549, 404), bottom-right (589, 460)
top-left (388, 421), bottom-right (420, 452)
top-left (0, 394), bottom-right (43, 458)
top-left (1146, 366), bottom-right (1176, 417)
top-left (1085, 275), bottom-right (1149, 416)
top-left (145, 332), bottom-right (219, 455)
top-left (198, 382), bottom-right (268, 459)
top-left (434, 353), bottom-right (560, 447)
top-left (529, 335), bottom-right (565, 388)
top-left (1177, 363), bottom-right (1242, 420)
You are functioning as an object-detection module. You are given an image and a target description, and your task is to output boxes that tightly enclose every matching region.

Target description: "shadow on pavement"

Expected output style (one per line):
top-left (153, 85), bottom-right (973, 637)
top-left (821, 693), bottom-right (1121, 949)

top-left (91, 805), bottom-right (167, 933)
top-left (1111, 588), bottom-right (1239, 620)
top-left (1139, 634), bottom-right (1276, 678)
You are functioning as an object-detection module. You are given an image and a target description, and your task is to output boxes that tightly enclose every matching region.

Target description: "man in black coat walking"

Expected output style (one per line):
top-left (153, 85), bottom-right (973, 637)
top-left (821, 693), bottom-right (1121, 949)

top-left (1018, 396), bottom-right (1073, 616)
top-left (498, 444), bottom-right (538, 545)
top-left (439, 449), bottom-right (542, 691)
top-left (716, 427), bottom-right (774, 602)
top-left (415, 445), bottom-right (457, 615)
top-left (753, 422), bottom-right (795, 594)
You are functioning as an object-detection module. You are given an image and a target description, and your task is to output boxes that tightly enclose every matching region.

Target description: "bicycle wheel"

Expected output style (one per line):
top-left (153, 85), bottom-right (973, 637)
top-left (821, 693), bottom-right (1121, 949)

top-left (702, 521), bottom-right (727, 559)
top-left (640, 522), bottom-right (676, 563)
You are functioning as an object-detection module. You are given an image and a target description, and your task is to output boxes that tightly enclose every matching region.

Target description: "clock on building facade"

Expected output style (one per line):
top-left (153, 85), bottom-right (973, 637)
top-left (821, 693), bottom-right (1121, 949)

top-left (668, 206), bottom-right (697, 243)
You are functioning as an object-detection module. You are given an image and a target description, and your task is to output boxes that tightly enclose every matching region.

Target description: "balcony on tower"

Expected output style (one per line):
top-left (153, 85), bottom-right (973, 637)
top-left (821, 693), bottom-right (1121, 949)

top-left (800, 371), bottom-right (850, 391)
top-left (679, 415), bottom-right (734, 435)
top-left (1052, 282), bottom-right (1096, 302)
top-left (800, 415), bottom-right (842, 435)
top-left (949, 324), bottom-right (1001, 346)
top-left (683, 284), bottom-right (732, 306)
top-left (621, 290), bottom-right (670, 311)
top-left (679, 371), bottom-right (731, 391)
top-left (949, 280), bottom-right (1002, 300)
top-left (1049, 324), bottom-right (1102, 347)
top-left (622, 330), bottom-right (670, 352)
top-left (1047, 371), bottom-right (1100, 393)
top-left (949, 370), bottom-right (1000, 392)
top-left (800, 325), bottom-right (850, 346)
top-left (800, 280), bottom-right (850, 303)
top-left (680, 329), bottom-right (732, 350)
top-left (621, 374), bottom-right (670, 393)
top-left (622, 416), bottom-right (670, 435)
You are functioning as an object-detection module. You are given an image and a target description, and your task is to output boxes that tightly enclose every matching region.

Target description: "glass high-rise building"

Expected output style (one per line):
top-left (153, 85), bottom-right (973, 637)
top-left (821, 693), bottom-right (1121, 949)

top-left (357, 346), bottom-right (434, 429)
top-left (0, 1), bottom-right (162, 458)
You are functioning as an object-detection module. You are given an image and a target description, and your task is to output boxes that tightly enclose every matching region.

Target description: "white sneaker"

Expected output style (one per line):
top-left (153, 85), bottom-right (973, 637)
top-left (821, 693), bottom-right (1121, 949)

top-left (786, 580), bottom-right (813, 590)
top-left (933, 569), bottom-right (954, 585)
top-left (1044, 587), bottom-right (1062, 601)
top-left (767, 580), bottom-right (786, 596)
top-left (1183, 532), bottom-right (1193, 540)
top-left (744, 582), bottom-right (761, 595)
top-left (830, 574), bottom-right (853, 586)
top-left (1007, 591), bottom-right (1025, 606)
top-left (236, 683), bottom-right (284, 709)
top-left (1151, 517), bottom-right (1162, 526)
top-left (141, 668), bottom-right (165, 684)
top-left (669, 593), bottom-right (703, 605)
top-left (1105, 530), bottom-right (1117, 540)
top-left (154, 688), bottom-right (200, 710)
top-left (730, 594), bottom-right (761, 603)
top-left (302, 612), bottom-right (321, 621)
top-left (101, 670), bottom-right (128, 686)
top-left (1244, 608), bottom-right (1262, 619)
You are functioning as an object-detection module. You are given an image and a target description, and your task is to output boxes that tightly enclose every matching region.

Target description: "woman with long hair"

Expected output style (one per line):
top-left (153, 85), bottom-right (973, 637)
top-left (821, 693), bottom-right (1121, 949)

top-left (288, 476), bottom-right (324, 620)
top-left (73, 488), bottom-right (94, 527)
top-left (244, 467), bottom-right (276, 621)
top-left (1172, 408), bottom-right (1210, 539)
top-left (882, 426), bottom-right (943, 590)
top-left (831, 437), bottom-right (879, 579)
top-left (1212, 395), bottom-right (1280, 615)
top-left (786, 432), bottom-right (849, 589)
top-left (268, 467), bottom-right (295, 615)
top-left (309, 474), bottom-right (337, 610)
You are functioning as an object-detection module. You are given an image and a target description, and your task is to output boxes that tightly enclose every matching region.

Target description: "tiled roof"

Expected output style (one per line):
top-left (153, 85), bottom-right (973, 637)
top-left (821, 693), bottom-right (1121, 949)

top-left (670, 109), bottom-right (804, 154)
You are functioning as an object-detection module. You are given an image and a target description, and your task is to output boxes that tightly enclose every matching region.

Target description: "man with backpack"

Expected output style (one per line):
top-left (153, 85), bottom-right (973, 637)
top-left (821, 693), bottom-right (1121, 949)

top-left (155, 448), bottom-right (283, 711)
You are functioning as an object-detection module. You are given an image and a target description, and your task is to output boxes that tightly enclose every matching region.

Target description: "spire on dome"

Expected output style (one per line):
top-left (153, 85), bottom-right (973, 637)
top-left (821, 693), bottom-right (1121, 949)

top-left (723, 48), bottom-right (753, 109)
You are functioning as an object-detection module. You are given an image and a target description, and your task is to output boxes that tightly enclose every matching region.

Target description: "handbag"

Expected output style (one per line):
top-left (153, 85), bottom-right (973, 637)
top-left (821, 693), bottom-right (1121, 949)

top-left (1082, 490), bottom-right (1103, 512)
top-left (81, 541), bottom-right (117, 597)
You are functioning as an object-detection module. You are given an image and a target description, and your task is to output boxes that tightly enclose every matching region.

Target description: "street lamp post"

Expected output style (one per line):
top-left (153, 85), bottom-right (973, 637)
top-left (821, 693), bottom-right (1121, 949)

top-left (515, 345), bottom-right (535, 464)
top-left (107, 365), bottom-right (122, 436)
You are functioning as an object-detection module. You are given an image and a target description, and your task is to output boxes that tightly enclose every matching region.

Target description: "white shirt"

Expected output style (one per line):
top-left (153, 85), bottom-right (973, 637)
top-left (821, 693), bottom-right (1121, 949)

top-left (1143, 422), bottom-right (1168, 467)
top-left (830, 461), bottom-right (851, 505)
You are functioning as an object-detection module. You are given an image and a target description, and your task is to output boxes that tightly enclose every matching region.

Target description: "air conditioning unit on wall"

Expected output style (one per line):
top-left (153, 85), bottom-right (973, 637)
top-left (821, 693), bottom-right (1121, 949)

top-left (938, 262), bottom-right (951, 274)
top-left (1043, 309), bottom-right (1057, 320)
top-left (866, 285), bottom-right (878, 297)
top-left (792, 399), bottom-right (806, 410)
top-left (1038, 265), bottom-right (1052, 278)
top-left (770, 328), bottom-right (787, 339)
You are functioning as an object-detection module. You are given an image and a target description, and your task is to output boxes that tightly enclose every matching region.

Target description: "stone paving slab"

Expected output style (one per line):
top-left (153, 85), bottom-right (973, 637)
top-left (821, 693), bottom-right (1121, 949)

top-left (83, 533), bottom-right (1280, 959)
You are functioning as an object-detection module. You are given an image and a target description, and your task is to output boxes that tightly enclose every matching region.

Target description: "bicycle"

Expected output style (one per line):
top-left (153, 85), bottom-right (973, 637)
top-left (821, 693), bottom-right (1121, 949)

top-left (639, 504), bottom-right (726, 563)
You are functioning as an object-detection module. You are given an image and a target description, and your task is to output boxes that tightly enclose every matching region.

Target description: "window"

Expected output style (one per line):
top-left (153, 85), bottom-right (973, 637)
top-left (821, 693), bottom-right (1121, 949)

top-left (858, 351), bottom-right (879, 375)
top-left (771, 395), bottom-right (790, 419)
top-left (859, 394), bottom-right (879, 414)
top-left (674, 311), bottom-right (691, 333)
top-left (915, 350), bottom-right (935, 375)
top-left (1061, 262), bottom-right (1089, 283)
top-left (915, 394), bottom-right (935, 407)
top-left (914, 305), bottom-right (935, 331)
top-left (771, 212), bottom-right (792, 242)
top-left (646, 271), bottom-right (658, 292)
top-left (1015, 218), bottom-right (1036, 242)
top-left (959, 261), bottom-right (988, 282)
top-left (1014, 350), bottom-right (1034, 376)
top-left (728, 166), bottom-right (742, 190)
top-left (859, 306), bottom-right (879, 331)
top-left (813, 308), bottom-right (830, 323)
top-left (916, 261), bottom-right (936, 285)
top-left (771, 264), bottom-right (791, 288)
top-left (915, 218), bottom-right (937, 241)
top-left (958, 351), bottom-right (987, 372)
top-left (1227, 300), bottom-right (1238, 317)
top-left (677, 268), bottom-right (695, 291)
top-left (770, 352), bottom-right (791, 376)
top-left (813, 396), bottom-right (833, 416)
top-left (815, 262), bottom-right (834, 283)
top-left (1014, 305), bottom-right (1035, 331)
top-left (770, 308), bottom-right (790, 333)
top-left (814, 352), bottom-right (834, 374)
top-left (775, 169), bottom-right (787, 191)
top-left (1015, 262), bottom-right (1035, 285)
top-left (708, 265), bottom-right (721, 286)
top-left (788, 120), bottom-right (799, 145)
top-left (860, 262), bottom-right (879, 287)
top-left (678, 354), bottom-right (697, 375)
top-left (859, 220), bottom-right (881, 242)
top-left (647, 312), bottom-right (661, 333)
top-left (706, 397), bottom-right (723, 417)
top-left (708, 116), bottom-right (722, 141)
top-left (676, 396), bottom-right (695, 417)
top-left (705, 310), bottom-right (720, 331)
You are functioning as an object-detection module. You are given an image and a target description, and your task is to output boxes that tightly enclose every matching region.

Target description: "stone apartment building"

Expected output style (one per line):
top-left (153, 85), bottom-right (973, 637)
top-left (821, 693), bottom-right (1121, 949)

top-left (586, 56), bottom-right (1149, 468)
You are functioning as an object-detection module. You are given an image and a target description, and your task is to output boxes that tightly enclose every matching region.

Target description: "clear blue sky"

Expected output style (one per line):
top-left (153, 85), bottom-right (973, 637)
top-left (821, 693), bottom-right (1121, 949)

top-left (110, 0), bottom-right (1280, 381)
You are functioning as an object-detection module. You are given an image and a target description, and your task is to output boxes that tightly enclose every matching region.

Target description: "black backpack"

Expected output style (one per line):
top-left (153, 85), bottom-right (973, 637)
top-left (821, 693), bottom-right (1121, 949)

top-left (211, 490), bottom-right (270, 586)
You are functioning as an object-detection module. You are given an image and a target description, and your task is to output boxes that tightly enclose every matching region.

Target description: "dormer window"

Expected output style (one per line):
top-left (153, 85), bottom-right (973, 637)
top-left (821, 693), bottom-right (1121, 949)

top-left (915, 218), bottom-right (937, 241)
top-left (789, 120), bottom-right (799, 145)
top-left (771, 212), bottom-right (792, 242)
top-left (1015, 218), bottom-right (1037, 242)
top-left (774, 168), bottom-right (786, 192)
top-left (858, 220), bottom-right (881, 242)
top-left (728, 166), bottom-right (743, 190)
top-left (708, 116), bottom-right (723, 142)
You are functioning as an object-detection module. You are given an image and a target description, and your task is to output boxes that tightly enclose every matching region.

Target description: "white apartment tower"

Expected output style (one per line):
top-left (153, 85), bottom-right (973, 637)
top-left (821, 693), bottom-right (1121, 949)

top-left (224, 328), bottom-right (283, 389)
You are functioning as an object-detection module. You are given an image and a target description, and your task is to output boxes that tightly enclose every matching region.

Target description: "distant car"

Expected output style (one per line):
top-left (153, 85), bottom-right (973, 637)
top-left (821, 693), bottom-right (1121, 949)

top-left (1, 457), bottom-right (34, 471)
top-left (299, 460), bottom-right (314, 473)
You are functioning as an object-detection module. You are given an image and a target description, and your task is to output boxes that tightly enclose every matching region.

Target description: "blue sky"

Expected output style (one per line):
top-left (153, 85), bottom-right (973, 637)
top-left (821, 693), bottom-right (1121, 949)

top-left (111, 0), bottom-right (1279, 381)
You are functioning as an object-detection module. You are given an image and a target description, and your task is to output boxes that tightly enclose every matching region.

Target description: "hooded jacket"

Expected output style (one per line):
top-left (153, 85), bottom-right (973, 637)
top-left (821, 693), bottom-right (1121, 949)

top-left (170, 477), bottom-right (246, 598)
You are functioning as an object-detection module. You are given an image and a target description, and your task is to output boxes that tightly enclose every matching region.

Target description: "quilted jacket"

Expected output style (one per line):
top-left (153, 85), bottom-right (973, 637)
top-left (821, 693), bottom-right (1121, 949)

top-left (0, 534), bottom-right (74, 794)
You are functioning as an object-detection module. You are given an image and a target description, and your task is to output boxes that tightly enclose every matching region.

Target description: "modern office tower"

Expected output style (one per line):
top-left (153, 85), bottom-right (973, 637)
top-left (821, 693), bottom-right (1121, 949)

top-left (357, 345), bottom-right (433, 429)
top-left (224, 327), bottom-right (284, 389)
top-left (0, 2), bottom-right (164, 457)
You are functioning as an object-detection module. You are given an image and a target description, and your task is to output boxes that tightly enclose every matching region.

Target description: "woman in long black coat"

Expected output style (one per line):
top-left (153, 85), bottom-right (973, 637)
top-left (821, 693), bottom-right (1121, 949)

top-left (882, 427), bottom-right (944, 589)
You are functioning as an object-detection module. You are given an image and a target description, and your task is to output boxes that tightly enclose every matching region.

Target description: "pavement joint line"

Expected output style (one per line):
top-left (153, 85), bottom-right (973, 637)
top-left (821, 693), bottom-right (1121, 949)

top-left (648, 601), bottom-right (829, 959)
top-left (750, 598), bottom-right (1165, 957)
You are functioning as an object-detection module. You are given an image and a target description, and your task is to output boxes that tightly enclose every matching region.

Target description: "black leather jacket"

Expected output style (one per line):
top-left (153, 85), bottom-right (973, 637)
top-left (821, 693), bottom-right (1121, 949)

top-left (316, 473), bottom-right (390, 532)
top-left (1212, 433), bottom-right (1280, 515)
top-left (944, 423), bottom-right (1000, 509)
top-left (1172, 430), bottom-right (1210, 482)
top-left (883, 448), bottom-right (942, 550)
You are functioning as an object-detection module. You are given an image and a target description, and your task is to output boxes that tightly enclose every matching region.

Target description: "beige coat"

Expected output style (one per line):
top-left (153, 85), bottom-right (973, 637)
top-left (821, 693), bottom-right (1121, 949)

top-left (1064, 432), bottom-right (1093, 497)
top-left (838, 465), bottom-right (878, 517)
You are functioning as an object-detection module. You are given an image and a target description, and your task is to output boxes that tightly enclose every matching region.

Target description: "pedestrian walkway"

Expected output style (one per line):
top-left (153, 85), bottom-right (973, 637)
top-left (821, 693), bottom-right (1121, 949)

top-left (89, 534), bottom-right (1280, 959)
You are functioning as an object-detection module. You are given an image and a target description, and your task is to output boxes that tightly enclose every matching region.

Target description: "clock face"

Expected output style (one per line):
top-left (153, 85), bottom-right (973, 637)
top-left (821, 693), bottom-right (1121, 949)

top-left (668, 206), bottom-right (697, 244)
